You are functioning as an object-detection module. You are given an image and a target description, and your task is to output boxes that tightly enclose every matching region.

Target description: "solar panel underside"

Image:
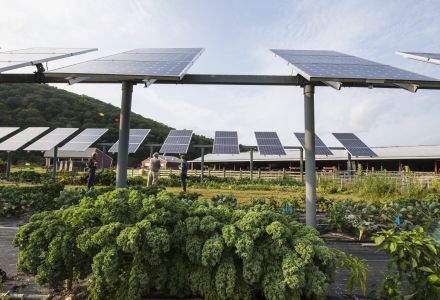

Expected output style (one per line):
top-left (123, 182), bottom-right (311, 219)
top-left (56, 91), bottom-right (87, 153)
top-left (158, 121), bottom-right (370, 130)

top-left (24, 128), bottom-right (78, 151)
top-left (159, 130), bottom-right (193, 154)
top-left (213, 131), bottom-right (239, 154)
top-left (398, 51), bottom-right (440, 65)
top-left (332, 133), bottom-right (377, 157)
top-left (271, 49), bottom-right (437, 83)
top-left (255, 132), bottom-right (286, 155)
top-left (59, 128), bottom-right (108, 151)
top-left (0, 127), bottom-right (50, 151)
top-left (108, 129), bottom-right (151, 153)
top-left (0, 127), bottom-right (20, 140)
top-left (0, 47), bottom-right (97, 73)
top-left (294, 132), bottom-right (333, 156)
top-left (47, 48), bottom-right (204, 80)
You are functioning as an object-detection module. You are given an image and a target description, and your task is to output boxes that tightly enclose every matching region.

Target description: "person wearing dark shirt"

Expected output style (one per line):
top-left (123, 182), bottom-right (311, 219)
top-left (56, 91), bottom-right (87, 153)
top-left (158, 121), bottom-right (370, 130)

top-left (179, 154), bottom-right (189, 192)
top-left (87, 152), bottom-right (98, 189)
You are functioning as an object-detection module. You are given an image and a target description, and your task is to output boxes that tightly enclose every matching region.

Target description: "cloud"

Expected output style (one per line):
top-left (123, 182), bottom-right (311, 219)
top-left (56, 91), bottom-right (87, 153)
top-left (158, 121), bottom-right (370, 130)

top-left (1, 0), bottom-right (440, 148)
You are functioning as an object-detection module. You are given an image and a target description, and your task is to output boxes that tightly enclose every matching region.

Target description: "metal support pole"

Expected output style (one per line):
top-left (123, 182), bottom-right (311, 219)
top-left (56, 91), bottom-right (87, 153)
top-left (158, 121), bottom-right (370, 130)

top-left (250, 149), bottom-right (254, 180)
top-left (200, 147), bottom-right (205, 180)
top-left (6, 151), bottom-right (11, 180)
top-left (149, 146), bottom-right (154, 158)
top-left (52, 146), bottom-right (58, 179)
top-left (116, 81), bottom-right (133, 188)
top-left (300, 148), bottom-right (304, 183)
top-left (304, 84), bottom-right (316, 227)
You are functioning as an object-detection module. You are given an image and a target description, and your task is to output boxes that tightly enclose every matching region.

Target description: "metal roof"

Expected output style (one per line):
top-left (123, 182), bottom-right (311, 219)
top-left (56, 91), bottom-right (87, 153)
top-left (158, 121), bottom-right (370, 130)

top-left (190, 145), bottom-right (440, 163)
top-left (44, 147), bottom-right (103, 158)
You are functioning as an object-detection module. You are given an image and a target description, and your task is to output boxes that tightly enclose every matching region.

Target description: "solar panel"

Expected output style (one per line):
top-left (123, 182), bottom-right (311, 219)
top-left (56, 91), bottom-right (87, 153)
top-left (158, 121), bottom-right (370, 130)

top-left (397, 51), bottom-right (440, 65)
top-left (159, 130), bottom-right (193, 154)
top-left (24, 128), bottom-right (78, 151)
top-left (0, 127), bottom-right (50, 151)
top-left (213, 131), bottom-right (239, 154)
top-left (0, 47), bottom-right (97, 73)
top-left (108, 129), bottom-right (150, 153)
top-left (59, 128), bottom-right (108, 151)
top-left (294, 132), bottom-right (333, 156)
top-left (254, 131), bottom-right (286, 155)
top-left (271, 49), bottom-right (437, 83)
top-left (0, 127), bottom-right (20, 140)
top-left (47, 48), bottom-right (204, 80)
top-left (332, 133), bottom-right (377, 157)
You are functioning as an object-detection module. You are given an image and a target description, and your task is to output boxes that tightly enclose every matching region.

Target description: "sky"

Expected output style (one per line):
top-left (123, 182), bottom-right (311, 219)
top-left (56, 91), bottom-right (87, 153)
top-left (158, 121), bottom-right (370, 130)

top-left (1, 0), bottom-right (440, 147)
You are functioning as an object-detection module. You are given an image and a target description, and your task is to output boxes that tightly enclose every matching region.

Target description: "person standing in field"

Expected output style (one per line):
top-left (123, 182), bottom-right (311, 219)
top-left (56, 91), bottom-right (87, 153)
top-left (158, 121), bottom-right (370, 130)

top-left (87, 152), bottom-right (98, 190)
top-left (179, 154), bottom-right (189, 192)
top-left (148, 152), bottom-right (161, 186)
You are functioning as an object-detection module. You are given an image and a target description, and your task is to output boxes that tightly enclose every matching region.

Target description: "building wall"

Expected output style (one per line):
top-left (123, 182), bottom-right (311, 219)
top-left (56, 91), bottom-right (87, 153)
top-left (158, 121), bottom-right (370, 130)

top-left (192, 158), bottom-right (440, 173)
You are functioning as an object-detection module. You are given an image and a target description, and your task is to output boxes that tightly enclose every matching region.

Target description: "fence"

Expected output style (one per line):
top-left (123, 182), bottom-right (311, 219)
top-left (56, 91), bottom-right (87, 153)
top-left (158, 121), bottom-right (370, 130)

top-left (153, 168), bottom-right (440, 188)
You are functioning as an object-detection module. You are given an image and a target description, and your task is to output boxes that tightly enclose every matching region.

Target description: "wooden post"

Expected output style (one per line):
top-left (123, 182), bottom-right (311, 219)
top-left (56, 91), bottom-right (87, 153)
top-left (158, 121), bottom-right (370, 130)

top-left (223, 168), bottom-right (226, 178)
top-left (240, 168), bottom-right (242, 178)
top-left (282, 168), bottom-right (286, 179)
top-left (258, 168), bottom-right (261, 178)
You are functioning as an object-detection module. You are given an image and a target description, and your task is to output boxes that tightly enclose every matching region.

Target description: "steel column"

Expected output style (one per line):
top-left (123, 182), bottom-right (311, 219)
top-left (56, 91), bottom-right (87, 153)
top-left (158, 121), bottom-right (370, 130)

top-left (6, 152), bottom-right (11, 180)
top-left (304, 84), bottom-right (316, 227)
top-left (52, 146), bottom-right (58, 179)
top-left (200, 147), bottom-right (205, 180)
top-left (300, 148), bottom-right (304, 183)
top-left (116, 81), bottom-right (133, 188)
top-left (250, 149), bottom-right (254, 180)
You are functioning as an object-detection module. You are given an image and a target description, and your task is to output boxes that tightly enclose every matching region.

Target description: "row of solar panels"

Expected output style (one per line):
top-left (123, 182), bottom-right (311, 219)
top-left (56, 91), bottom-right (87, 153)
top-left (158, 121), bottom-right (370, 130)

top-left (0, 127), bottom-right (146, 153)
top-left (0, 48), bottom-right (438, 86)
top-left (0, 127), bottom-right (376, 157)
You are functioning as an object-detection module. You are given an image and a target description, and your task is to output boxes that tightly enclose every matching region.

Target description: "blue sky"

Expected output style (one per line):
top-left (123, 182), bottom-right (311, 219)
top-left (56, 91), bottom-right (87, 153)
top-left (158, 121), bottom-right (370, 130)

top-left (1, 0), bottom-right (440, 146)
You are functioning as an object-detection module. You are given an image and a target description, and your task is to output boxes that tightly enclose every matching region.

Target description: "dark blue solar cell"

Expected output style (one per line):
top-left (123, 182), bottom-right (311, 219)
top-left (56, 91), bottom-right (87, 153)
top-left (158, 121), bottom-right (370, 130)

top-left (332, 133), bottom-right (377, 157)
top-left (255, 132), bottom-right (286, 155)
top-left (294, 132), bottom-right (333, 156)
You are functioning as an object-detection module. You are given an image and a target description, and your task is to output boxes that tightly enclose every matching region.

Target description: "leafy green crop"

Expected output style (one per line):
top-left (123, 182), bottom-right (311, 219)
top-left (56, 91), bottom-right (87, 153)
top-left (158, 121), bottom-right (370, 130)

top-left (373, 228), bottom-right (440, 299)
top-left (13, 187), bottom-right (362, 299)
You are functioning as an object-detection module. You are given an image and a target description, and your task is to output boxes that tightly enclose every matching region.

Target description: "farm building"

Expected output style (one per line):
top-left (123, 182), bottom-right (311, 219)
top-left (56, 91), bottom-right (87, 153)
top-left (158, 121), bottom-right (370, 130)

top-left (141, 155), bottom-right (182, 170)
top-left (190, 145), bottom-right (440, 174)
top-left (44, 148), bottom-right (113, 172)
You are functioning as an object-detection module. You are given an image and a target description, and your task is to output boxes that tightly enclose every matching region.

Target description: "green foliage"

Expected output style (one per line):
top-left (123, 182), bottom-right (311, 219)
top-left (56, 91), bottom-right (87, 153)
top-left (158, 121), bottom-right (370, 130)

top-left (351, 174), bottom-right (398, 199)
top-left (1, 170), bottom-right (51, 183)
top-left (14, 188), bottom-right (344, 300)
top-left (336, 250), bottom-right (368, 296)
top-left (373, 228), bottom-right (440, 299)
top-left (158, 174), bottom-right (304, 191)
top-left (328, 197), bottom-right (440, 239)
top-left (0, 183), bottom-right (64, 216)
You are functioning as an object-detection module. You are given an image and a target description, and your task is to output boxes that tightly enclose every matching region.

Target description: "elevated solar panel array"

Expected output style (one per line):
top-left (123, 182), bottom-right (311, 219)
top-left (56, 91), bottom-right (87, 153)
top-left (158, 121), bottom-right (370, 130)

top-left (48, 48), bottom-right (204, 80)
top-left (59, 128), bottom-right (108, 151)
top-left (159, 130), bottom-right (193, 154)
top-left (397, 51), bottom-right (440, 65)
top-left (109, 129), bottom-right (150, 153)
top-left (254, 131), bottom-right (286, 155)
top-left (332, 133), bottom-right (377, 157)
top-left (0, 127), bottom-right (50, 151)
top-left (0, 127), bottom-right (20, 141)
top-left (294, 132), bottom-right (333, 156)
top-left (0, 47), bottom-right (97, 73)
top-left (25, 128), bottom-right (78, 151)
top-left (271, 49), bottom-right (436, 83)
top-left (213, 131), bottom-right (239, 154)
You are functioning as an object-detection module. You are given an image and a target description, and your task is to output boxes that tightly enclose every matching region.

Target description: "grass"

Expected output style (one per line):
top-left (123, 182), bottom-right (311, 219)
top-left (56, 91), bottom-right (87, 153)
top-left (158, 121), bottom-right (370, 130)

top-left (166, 186), bottom-right (360, 206)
